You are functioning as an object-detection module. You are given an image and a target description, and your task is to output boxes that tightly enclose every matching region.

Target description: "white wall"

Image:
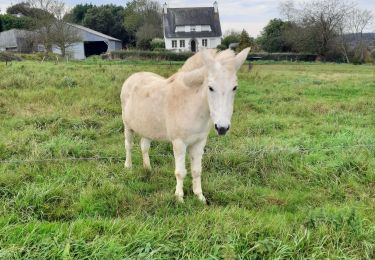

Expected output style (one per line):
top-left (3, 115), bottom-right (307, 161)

top-left (165, 37), bottom-right (221, 52)
top-left (51, 42), bottom-right (85, 60)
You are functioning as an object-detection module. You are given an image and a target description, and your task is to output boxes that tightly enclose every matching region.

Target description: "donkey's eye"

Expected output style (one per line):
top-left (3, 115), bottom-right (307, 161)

top-left (233, 86), bottom-right (237, 91)
top-left (209, 86), bottom-right (214, 92)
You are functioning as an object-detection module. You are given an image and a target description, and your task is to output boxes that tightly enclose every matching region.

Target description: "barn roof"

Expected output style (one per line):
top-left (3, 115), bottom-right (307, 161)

top-left (163, 7), bottom-right (222, 38)
top-left (67, 23), bottom-right (122, 42)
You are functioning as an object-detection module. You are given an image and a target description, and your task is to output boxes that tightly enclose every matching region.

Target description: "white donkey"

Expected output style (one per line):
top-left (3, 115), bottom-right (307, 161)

top-left (120, 48), bottom-right (250, 202)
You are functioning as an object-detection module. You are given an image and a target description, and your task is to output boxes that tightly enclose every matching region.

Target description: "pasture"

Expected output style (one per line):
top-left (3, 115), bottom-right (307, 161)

top-left (0, 60), bottom-right (374, 258)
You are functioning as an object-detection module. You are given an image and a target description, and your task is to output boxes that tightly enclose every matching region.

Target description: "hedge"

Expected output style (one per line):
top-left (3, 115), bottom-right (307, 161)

top-left (110, 50), bottom-right (318, 62)
top-left (110, 50), bottom-right (194, 61)
top-left (247, 53), bottom-right (318, 62)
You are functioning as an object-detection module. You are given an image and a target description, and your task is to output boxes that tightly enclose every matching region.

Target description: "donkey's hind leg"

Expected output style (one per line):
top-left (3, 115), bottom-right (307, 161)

top-left (141, 138), bottom-right (151, 170)
top-left (124, 126), bottom-right (133, 168)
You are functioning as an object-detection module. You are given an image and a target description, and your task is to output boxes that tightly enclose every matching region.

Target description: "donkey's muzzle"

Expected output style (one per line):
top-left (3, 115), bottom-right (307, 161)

top-left (215, 124), bottom-right (230, 136)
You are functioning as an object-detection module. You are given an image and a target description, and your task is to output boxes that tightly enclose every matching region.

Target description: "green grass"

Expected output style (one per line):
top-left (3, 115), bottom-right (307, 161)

top-left (0, 60), bottom-right (374, 258)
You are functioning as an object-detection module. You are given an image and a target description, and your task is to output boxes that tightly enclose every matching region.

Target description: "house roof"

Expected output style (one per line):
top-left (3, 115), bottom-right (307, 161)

top-left (67, 23), bottom-right (122, 42)
top-left (163, 7), bottom-right (222, 38)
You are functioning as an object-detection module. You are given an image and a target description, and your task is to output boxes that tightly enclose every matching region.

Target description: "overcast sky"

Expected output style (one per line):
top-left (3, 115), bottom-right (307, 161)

top-left (1, 0), bottom-right (374, 37)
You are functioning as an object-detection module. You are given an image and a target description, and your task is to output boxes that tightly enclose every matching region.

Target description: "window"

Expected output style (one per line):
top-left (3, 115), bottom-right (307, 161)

top-left (172, 40), bottom-right (177, 48)
top-left (202, 39), bottom-right (208, 47)
top-left (180, 40), bottom-right (185, 48)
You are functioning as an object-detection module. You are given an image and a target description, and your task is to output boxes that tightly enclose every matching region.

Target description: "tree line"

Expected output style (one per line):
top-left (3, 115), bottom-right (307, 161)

top-left (1, 0), bottom-right (373, 63)
top-left (224, 0), bottom-right (374, 63)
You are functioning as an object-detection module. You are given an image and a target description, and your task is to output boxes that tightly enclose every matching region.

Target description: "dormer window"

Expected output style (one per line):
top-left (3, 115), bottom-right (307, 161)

top-left (190, 26), bottom-right (196, 32)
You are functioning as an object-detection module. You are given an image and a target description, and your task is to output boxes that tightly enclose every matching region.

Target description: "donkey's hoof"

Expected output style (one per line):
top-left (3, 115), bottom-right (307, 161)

top-left (124, 162), bottom-right (132, 169)
top-left (143, 165), bottom-right (152, 171)
top-left (196, 194), bottom-right (207, 204)
top-left (175, 194), bottom-right (184, 203)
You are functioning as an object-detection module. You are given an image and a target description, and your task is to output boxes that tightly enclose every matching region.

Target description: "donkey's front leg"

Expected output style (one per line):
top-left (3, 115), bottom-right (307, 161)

top-left (188, 138), bottom-right (207, 203)
top-left (172, 139), bottom-right (187, 202)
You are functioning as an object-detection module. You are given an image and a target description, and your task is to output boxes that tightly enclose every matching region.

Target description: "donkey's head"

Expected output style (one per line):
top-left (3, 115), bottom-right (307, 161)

top-left (202, 48), bottom-right (250, 135)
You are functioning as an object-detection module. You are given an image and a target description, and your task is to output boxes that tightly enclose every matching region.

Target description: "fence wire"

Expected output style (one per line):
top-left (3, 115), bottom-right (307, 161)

top-left (0, 143), bottom-right (374, 165)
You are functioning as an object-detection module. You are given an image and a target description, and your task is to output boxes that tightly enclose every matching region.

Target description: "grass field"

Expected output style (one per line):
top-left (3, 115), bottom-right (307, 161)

top-left (0, 59), bottom-right (374, 258)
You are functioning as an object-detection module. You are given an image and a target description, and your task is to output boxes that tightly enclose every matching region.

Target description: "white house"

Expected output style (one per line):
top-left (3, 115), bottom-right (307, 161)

top-left (163, 1), bottom-right (222, 52)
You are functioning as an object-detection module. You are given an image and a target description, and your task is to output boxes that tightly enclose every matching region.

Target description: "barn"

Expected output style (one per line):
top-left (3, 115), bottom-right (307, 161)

top-left (52, 23), bottom-right (122, 60)
top-left (0, 29), bottom-right (34, 53)
top-left (0, 24), bottom-right (122, 59)
top-left (163, 1), bottom-right (222, 52)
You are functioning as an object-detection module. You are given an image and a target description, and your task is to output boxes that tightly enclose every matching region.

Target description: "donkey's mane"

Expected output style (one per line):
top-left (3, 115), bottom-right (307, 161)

top-left (179, 49), bottom-right (237, 72)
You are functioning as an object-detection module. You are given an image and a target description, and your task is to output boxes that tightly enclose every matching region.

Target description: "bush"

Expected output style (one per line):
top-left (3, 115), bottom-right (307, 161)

top-left (136, 39), bottom-right (151, 50)
top-left (110, 50), bottom-right (194, 61)
top-left (371, 50), bottom-right (375, 64)
top-left (221, 32), bottom-right (240, 48)
top-left (150, 38), bottom-right (165, 51)
top-left (216, 44), bottom-right (227, 51)
top-left (0, 52), bottom-right (22, 62)
top-left (153, 48), bottom-right (168, 52)
top-left (17, 53), bottom-right (42, 61)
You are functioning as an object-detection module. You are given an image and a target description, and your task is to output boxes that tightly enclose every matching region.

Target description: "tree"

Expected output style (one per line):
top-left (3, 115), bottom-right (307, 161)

top-left (123, 0), bottom-right (162, 47)
top-left (0, 14), bottom-right (35, 31)
top-left (64, 4), bottom-right (93, 24)
top-left (83, 5), bottom-right (129, 45)
top-left (347, 9), bottom-right (374, 63)
top-left (221, 30), bottom-right (241, 49)
top-left (6, 2), bottom-right (50, 19)
top-left (257, 19), bottom-right (292, 52)
top-left (237, 29), bottom-right (254, 52)
top-left (280, 0), bottom-right (354, 59)
top-left (25, 0), bottom-right (81, 57)
top-left (26, 0), bottom-right (59, 53)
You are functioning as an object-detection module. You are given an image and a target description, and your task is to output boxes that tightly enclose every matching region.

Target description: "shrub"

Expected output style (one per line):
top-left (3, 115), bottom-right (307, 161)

top-left (150, 38), bottom-right (165, 51)
top-left (136, 39), bottom-right (151, 50)
top-left (221, 32), bottom-right (240, 48)
top-left (153, 48), bottom-right (168, 52)
top-left (0, 52), bottom-right (22, 63)
top-left (216, 44), bottom-right (227, 51)
top-left (58, 76), bottom-right (78, 88)
top-left (110, 50), bottom-right (194, 61)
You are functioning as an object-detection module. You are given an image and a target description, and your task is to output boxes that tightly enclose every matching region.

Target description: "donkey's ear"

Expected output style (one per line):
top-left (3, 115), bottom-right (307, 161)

top-left (235, 47), bottom-right (251, 71)
top-left (183, 67), bottom-right (206, 87)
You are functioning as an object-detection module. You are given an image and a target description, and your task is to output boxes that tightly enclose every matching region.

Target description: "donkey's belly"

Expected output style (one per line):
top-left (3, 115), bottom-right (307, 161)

top-left (124, 85), bottom-right (169, 141)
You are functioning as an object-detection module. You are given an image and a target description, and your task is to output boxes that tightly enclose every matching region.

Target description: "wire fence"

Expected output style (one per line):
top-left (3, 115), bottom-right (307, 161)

top-left (0, 143), bottom-right (374, 165)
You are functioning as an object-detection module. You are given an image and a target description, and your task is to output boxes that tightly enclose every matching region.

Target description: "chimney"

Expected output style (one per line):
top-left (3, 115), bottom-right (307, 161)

top-left (163, 2), bottom-right (168, 14)
top-left (213, 1), bottom-right (218, 13)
